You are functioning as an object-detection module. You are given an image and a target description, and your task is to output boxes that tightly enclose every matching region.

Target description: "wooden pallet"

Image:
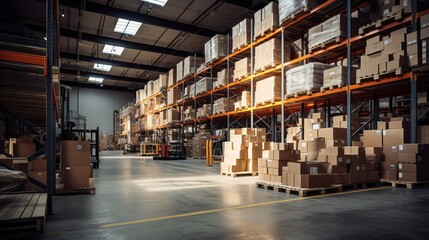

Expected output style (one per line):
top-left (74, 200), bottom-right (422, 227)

top-left (193, 157), bottom-right (207, 159)
top-left (280, 6), bottom-right (310, 25)
top-left (254, 26), bottom-right (277, 40)
top-left (233, 73), bottom-right (250, 81)
top-left (255, 98), bottom-right (280, 107)
top-left (214, 83), bottom-right (226, 89)
top-left (254, 63), bottom-right (277, 73)
top-left (359, 11), bottom-right (406, 35)
top-left (256, 181), bottom-right (342, 197)
top-left (320, 83), bottom-right (344, 93)
top-left (232, 42), bottom-right (249, 52)
top-left (213, 110), bottom-right (227, 115)
top-left (335, 181), bottom-right (380, 191)
top-left (0, 192), bottom-right (47, 232)
top-left (309, 36), bottom-right (345, 52)
top-left (221, 171), bottom-right (258, 177)
top-left (285, 90), bottom-right (313, 99)
top-left (56, 178), bottom-right (96, 195)
top-left (379, 179), bottom-right (429, 189)
top-left (357, 68), bottom-right (405, 84)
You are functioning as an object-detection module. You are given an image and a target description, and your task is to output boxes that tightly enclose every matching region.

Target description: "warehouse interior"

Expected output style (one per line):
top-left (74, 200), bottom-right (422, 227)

top-left (1, 0), bottom-right (429, 239)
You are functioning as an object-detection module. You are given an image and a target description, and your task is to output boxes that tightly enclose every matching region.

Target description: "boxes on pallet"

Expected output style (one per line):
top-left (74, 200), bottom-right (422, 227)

top-left (278, 0), bottom-right (321, 24)
top-left (255, 38), bottom-right (290, 72)
top-left (308, 14), bottom-right (357, 52)
top-left (205, 34), bottom-right (228, 65)
top-left (232, 18), bottom-right (251, 51)
top-left (197, 104), bottom-right (211, 119)
top-left (167, 87), bottom-right (181, 105)
top-left (183, 106), bottom-right (194, 121)
top-left (192, 130), bottom-right (211, 159)
top-left (233, 58), bottom-right (250, 81)
top-left (254, 2), bottom-right (279, 40)
top-left (195, 77), bottom-right (213, 95)
top-left (168, 68), bottom-right (176, 87)
top-left (234, 91), bottom-right (251, 111)
top-left (176, 61), bottom-right (183, 82)
top-left (286, 62), bottom-right (334, 96)
top-left (223, 128), bottom-right (267, 175)
top-left (61, 141), bottom-right (91, 189)
top-left (183, 56), bottom-right (204, 77)
top-left (255, 76), bottom-right (282, 105)
top-left (216, 68), bottom-right (229, 88)
top-left (322, 65), bottom-right (356, 89)
top-left (213, 97), bottom-right (233, 115)
top-left (166, 109), bottom-right (180, 124)
top-left (159, 74), bottom-right (167, 89)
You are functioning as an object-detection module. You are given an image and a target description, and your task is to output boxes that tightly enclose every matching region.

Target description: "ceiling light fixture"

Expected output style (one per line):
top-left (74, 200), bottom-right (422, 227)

top-left (93, 63), bottom-right (112, 72)
top-left (88, 77), bottom-right (104, 83)
top-left (114, 18), bottom-right (142, 36)
top-left (142, 0), bottom-right (168, 7)
top-left (102, 44), bottom-right (125, 56)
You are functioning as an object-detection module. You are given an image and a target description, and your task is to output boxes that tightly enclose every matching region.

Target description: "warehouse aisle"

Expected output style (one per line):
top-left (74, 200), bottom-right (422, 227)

top-left (3, 151), bottom-right (429, 240)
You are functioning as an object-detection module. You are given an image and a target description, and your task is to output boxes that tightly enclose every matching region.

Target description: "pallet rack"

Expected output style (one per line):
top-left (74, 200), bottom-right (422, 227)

top-left (135, 0), bottom-right (429, 148)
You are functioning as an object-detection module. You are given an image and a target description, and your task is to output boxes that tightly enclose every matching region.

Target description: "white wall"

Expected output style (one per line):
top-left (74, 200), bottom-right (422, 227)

top-left (69, 87), bottom-right (134, 135)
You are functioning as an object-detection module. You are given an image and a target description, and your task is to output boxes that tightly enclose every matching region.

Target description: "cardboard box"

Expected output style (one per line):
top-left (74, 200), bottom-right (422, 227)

top-left (287, 162), bottom-right (327, 174)
top-left (28, 171), bottom-right (46, 184)
top-left (377, 121), bottom-right (388, 130)
top-left (294, 174), bottom-right (332, 188)
top-left (381, 171), bottom-right (397, 180)
top-left (14, 143), bottom-right (36, 157)
top-left (268, 167), bottom-right (282, 176)
top-left (318, 128), bottom-right (347, 141)
top-left (326, 139), bottom-right (346, 147)
top-left (398, 172), bottom-right (429, 182)
top-left (389, 121), bottom-right (410, 130)
top-left (31, 159), bottom-right (46, 171)
top-left (63, 166), bottom-right (90, 188)
top-left (266, 159), bottom-right (289, 169)
top-left (363, 130), bottom-right (383, 147)
top-left (328, 164), bottom-right (348, 174)
top-left (383, 129), bottom-right (409, 152)
top-left (327, 155), bottom-right (348, 165)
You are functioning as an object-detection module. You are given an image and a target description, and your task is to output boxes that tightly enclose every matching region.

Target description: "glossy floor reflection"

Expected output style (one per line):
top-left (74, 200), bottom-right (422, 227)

top-left (3, 150), bottom-right (429, 240)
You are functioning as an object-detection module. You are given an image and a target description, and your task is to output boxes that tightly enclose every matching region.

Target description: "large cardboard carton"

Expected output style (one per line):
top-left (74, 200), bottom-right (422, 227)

top-left (363, 130), bottom-right (383, 147)
top-left (15, 143), bottom-right (36, 157)
top-left (294, 174), bottom-right (332, 188)
top-left (63, 166), bottom-right (90, 188)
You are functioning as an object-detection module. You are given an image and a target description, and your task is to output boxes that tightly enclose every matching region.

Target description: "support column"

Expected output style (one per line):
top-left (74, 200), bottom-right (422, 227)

top-left (346, 0), bottom-right (352, 146)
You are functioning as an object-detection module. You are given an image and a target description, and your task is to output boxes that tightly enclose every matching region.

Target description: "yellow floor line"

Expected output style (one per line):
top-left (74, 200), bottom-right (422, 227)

top-left (101, 186), bottom-right (391, 229)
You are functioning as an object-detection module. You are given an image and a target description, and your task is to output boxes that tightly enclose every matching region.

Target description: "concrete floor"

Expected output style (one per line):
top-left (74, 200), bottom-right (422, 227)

top-left (3, 150), bottom-right (429, 239)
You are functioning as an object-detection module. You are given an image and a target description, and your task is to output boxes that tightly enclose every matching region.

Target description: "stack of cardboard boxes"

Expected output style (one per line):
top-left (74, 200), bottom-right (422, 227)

top-left (233, 58), bottom-right (250, 81)
top-left (367, 0), bottom-right (412, 21)
top-left (407, 14), bottom-right (429, 67)
top-left (176, 61), bottom-right (184, 82)
top-left (254, 2), bottom-right (279, 39)
top-left (308, 14), bottom-right (352, 52)
top-left (167, 87), bottom-right (181, 105)
top-left (192, 130), bottom-right (211, 159)
top-left (232, 19), bottom-right (251, 51)
top-left (183, 56), bottom-right (204, 78)
top-left (197, 104), bottom-right (211, 119)
top-left (255, 76), bottom-right (282, 105)
top-left (221, 128), bottom-right (266, 174)
top-left (357, 27), bottom-right (407, 81)
top-left (282, 162), bottom-right (332, 188)
top-left (183, 106), bottom-right (194, 121)
top-left (234, 91), bottom-right (251, 110)
top-left (61, 141), bottom-right (91, 189)
top-left (214, 68), bottom-right (229, 88)
top-left (13, 136), bottom-right (36, 157)
top-left (195, 77), bottom-right (213, 95)
top-left (278, 0), bottom-right (321, 25)
top-left (204, 34), bottom-right (228, 65)
top-left (166, 109), bottom-right (180, 124)
top-left (27, 158), bottom-right (47, 186)
top-left (258, 142), bottom-right (300, 183)
top-left (168, 68), bottom-right (176, 87)
top-left (254, 39), bottom-right (290, 72)
top-left (213, 98), bottom-right (233, 115)
top-left (286, 62), bottom-right (334, 96)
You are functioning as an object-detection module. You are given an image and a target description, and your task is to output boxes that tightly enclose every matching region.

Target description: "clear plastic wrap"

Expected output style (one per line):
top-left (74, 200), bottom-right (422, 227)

top-left (176, 61), bottom-right (183, 81)
top-left (196, 77), bottom-right (214, 95)
top-left (278, 0), bottom-right (321, 24)
top-left (168, 68), bottom-right (176, 87)
top-left (0, 167), bottom-right (27, 192)
top-left (286, 62), bottom-right (334, 95)
top-left (308, 14), bottom-right (346, 50)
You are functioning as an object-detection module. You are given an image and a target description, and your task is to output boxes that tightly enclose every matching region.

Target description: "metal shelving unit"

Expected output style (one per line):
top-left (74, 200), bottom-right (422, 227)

top-left (137, 0), bottom-right (429, 147)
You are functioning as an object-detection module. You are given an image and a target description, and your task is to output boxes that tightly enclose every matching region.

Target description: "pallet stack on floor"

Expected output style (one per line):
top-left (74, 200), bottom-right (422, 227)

top-left (258, 143), bottom-right (300, 183)
top-left (221, 128), bottom-right (266, 176)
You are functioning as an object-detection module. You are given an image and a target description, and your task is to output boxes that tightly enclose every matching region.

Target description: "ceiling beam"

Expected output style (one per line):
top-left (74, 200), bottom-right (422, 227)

top-left (218, 0), bottom-right (269, 11)
top-left (61, 52), bottom-right (170, 73)
top-left (59, 0), bottom-right (219, 38)
top-left (26, 24), bottom-right (202, 58)
top-left (61, 80), bottom-right (137, 92)
top-left (60, 68), bottom-right (150, 84)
